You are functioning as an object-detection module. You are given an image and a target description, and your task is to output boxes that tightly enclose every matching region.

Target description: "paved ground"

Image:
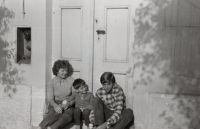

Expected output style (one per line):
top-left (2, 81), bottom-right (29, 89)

top-left (32, 126), bottom-right (37, 129)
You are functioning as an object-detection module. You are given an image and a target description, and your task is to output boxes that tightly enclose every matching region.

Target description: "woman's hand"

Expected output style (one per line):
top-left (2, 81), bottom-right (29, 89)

top-left (96, 122), bottom-right (107, 129)
top-left (62, 100), bottom-right (69, 110)
top-left (62, 102), bottom-right (69, 110)
top-left (54, 104), bottom-right (63, 113)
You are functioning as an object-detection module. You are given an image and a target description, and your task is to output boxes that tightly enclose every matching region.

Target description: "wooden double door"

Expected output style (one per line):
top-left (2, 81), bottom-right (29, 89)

top-left (52, 0), bottom-right (134, 108)
top-left (51, 0), bottom-right (200, 129)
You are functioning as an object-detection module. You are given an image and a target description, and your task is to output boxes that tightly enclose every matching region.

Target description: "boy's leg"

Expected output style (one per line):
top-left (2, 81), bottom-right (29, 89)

top-left (113, 108), bottom-right (134, 129)
top-left (50, 107), bottom-right (74, 129)
top-left (73, 107), bottom-right (82, 126)
top-left (39, 106), bottom-right (62, 129)
top-left (82, 109), bottom-right (91, 126)
top-left (76, 125), bottom-right (81, 129)
top-left (91, 98), bottom-right (105, 126)
top-left (103, 106), bottom-right (114, 121)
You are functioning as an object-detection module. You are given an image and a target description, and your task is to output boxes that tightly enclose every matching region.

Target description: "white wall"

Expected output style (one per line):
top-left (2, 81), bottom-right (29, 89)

top-left (1, 0), bottom-right (200, 129)
top-left (0, 0), bottom-right (47, 128)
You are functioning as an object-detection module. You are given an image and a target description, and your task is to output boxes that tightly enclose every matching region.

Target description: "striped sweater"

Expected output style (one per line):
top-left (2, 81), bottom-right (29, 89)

top-left (89, 85), bottom-right (126, 125)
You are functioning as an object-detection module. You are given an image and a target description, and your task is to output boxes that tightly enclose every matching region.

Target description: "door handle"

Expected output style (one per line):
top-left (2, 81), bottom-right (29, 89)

top-left (96, 30), bottom-right (106, 35)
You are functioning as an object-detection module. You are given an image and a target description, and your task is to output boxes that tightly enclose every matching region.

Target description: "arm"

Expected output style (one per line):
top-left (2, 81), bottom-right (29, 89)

top-left (89, 93), bottom-right (100, 124)
top-left (71, 77), bottom-right (76, 92)
top-left (62, 92), bottom-right (76, 109)
top-left (47, 80), bottom-right (57, 107)
top-left (68, 92), bottom-right (76, 107)
top-left (62, 99), bottom-right (75, 109)
top-left (47, 80), bottom-right (62, 113)
top-left (82, 93), bottom-right (94, 110)
top-left (62, 77), bottom-right (75, 109)
top-left (68, 77), bottom-right (75, 107)
top-left (89, 109), bottom-right (95, 124)
top-left (68, 99), bottom-right (75, 107)
top-left (106, 89), bottom-right (124, 126)
top-left (87, 93), bottom-right (95, 110)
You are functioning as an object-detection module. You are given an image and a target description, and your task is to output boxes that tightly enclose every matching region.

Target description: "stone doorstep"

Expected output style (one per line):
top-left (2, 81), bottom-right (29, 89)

top-left (32, 125), bottom-right (77, 129)
top-left (32, 124), bottom-right (135, 129)
top-left (31, 122), bottom-right (86, 129)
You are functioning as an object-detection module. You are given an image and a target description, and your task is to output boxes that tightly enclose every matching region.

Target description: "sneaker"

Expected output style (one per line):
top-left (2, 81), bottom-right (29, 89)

top-left (47, 126), bottom-right (51, 129)
top-left (36, 126), bottom-right (42, 129)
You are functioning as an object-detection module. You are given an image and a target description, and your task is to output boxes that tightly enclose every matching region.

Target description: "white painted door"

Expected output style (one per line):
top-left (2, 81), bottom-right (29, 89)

top-left (52, 0), bottom-right (200, 129)
top-left (52, 0), bottom-right (94, 89)
top-left (93, 0), bottom-right (134, 108)
top-left (53, 0), bottom-right (135, 124)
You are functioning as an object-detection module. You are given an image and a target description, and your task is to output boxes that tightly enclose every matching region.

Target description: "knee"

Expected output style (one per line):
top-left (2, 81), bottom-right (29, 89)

top-left (124, 108), bottom-right (133, 118)
top-left (68, 107), bottom-right (74, 113)
top-left (92, 98), bottom-right (103, 108)
top-left (74, 108), bottom-right (82, 114)
top-left (61, 114), bottom-right (72, 122)
top-left (82, 109), bottom-right (91, 116)
top-left (93, 98), bottom-right (102, 104)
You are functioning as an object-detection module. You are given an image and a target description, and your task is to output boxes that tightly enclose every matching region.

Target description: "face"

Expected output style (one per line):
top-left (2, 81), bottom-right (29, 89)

top-left (57, 68), bottom-right (68, 79)
top-left (77, 84), bottom-right (88, 94)
top-left (102, 82), bottom-right (114, 93)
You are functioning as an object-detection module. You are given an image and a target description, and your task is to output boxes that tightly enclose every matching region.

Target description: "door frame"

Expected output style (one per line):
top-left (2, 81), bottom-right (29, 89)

top-left (50, 0), bottom-right (95, 92)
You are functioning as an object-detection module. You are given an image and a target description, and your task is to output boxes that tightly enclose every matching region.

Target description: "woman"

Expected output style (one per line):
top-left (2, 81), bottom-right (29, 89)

top-left (37, 60), bottom-right (75, 129)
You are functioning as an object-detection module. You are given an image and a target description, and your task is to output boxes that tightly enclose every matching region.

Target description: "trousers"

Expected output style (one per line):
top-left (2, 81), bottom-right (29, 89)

top-left (39, 101), bottom-right (74, 129)
top-left (73, 107), bottom-right (91, 126)
top-left (92, 98), bottom-right (134, 129)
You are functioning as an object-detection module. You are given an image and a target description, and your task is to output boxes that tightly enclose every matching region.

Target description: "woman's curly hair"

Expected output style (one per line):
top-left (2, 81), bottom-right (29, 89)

top-left (52, 60), bottom-right (73, 77)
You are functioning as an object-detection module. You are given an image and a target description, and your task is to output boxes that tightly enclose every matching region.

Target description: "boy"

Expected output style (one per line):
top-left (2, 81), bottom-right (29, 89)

top-left (68, 78), bottom-right (94, 129)
top-left (89, 72), bottom-right (134, 129)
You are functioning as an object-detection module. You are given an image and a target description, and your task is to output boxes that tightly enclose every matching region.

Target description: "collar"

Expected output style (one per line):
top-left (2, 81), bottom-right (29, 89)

top-left (110, 84), bottom-right (118, 93)
top-left (54, 76), bottom-right (68, 83)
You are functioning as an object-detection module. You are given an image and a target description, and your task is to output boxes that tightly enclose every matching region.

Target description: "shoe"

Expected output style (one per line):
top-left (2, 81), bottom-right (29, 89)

top-left (47, 126), bottom-right (51, 129)
top-left (36, 126), bottom-right (42, 129)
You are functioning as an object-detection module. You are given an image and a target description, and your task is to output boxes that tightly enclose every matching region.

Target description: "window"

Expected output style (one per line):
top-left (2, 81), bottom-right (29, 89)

top-left (17, 27), bottom-right (31, 64)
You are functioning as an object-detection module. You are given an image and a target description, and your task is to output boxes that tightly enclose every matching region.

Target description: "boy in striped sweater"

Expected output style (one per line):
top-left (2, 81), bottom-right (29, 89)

top-left (89, 72), bottom-right (134, 129)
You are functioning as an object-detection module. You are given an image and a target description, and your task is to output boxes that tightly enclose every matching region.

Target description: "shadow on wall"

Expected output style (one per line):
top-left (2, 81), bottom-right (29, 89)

top-left (0, 0), bottom-right (23, 98)
top-left (133, 0), bottom-right (200, 128)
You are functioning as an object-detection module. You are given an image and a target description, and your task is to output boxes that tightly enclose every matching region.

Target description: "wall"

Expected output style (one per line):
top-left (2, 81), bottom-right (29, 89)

top-left (132, 0), bottom-right (200, 128)
top-left (0, 0), bottom-right (46, 128)
top-left (1, 0), bottom-right (200, 129)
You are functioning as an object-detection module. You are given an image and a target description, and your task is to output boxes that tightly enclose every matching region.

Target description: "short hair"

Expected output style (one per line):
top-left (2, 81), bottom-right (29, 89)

top-left (100, 72), bottom-right (116, 84)
top-left (73, 78), bottom-right (86, 89)
top-left (52, 60), bottom-right (73, 76)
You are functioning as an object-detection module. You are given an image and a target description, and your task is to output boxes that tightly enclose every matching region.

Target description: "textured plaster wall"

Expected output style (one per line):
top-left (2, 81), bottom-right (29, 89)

top-left (0, 84), bottom-right (31, 129)
top-left (132, 0), bottom-right (200, 128)
top-left (0, 0), bottom-right (46, 128)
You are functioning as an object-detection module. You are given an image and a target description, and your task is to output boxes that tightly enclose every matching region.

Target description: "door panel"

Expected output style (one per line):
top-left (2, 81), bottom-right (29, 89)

top-left (106, 8), bottom-right (129, 61)
top-left (51, 0), bottom-right (200, 129)
top-left (93, 0), bottom-right (134, 108)
top-left (53, 0), bottom-right (93, 87)
top-left (61, 8), bottom-right (82, 60)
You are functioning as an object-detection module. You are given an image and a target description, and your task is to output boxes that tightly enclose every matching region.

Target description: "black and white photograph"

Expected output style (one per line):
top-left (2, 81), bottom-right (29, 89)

top-left (0, 0), bottom-right (200, 129)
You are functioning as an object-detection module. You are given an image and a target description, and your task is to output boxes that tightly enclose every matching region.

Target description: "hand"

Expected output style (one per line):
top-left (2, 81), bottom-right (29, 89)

top-left (96, 122), bottom-right (107, 129)
top-left (90, 120), bottom-right (95, 124)
top-left (54, 104), bottom-right (62, 113)
top-left (62, 100), bottom-right (70, 110)
top-left (62, 103), bottom-right (69, 110)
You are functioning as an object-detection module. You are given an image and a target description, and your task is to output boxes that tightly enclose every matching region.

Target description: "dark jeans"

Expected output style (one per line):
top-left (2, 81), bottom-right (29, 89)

top-left (39, 101), bottom-right (74, 129)
top-left (92, 98), bottom-right (134, 129)
top-left (73, 107), bottom-right (91, 126)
